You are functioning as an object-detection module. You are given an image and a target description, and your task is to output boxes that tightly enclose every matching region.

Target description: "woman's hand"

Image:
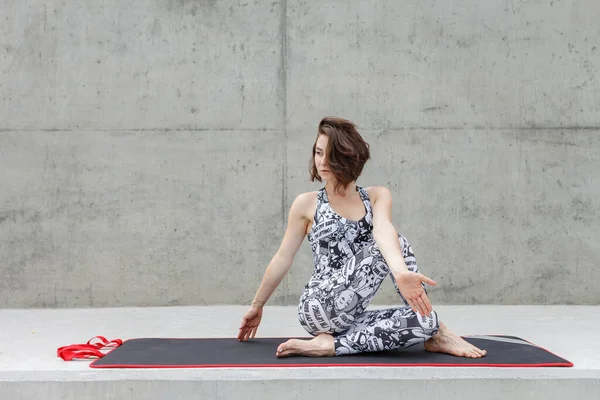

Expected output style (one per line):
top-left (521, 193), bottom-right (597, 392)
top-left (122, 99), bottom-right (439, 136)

top-left (394, 271), bottom-right (437, 317)
top-left (237, 306), bottom-right (263, 341)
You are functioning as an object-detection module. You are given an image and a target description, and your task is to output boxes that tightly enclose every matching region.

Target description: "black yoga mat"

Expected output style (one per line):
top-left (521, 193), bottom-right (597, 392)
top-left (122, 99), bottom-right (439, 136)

top-left (90, 335), bottom-right (572, 368)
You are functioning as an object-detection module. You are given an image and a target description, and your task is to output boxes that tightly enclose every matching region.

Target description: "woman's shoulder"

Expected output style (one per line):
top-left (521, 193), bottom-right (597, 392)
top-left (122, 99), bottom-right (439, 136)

top-left (294, 190), bottom-right (320, 203)
top-left (363, 186), bottom-right (392, 203)
top-left (290, 190), bottom-right (320, 219)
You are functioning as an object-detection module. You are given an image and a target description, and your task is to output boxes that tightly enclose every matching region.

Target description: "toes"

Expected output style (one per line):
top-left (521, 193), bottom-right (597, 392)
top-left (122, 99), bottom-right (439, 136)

top-left (277, 340), bottom-right (300, 357)
top-left (472, 348), bottom-right (485, 358)
top-left (465, 346), bottom-right (480, 358)
top-left (473, 347), bottom-right (486, 357)
top-left (276, 347), bottom-right (290, 358)
top-left (465, 343), bottom-right (486, 358)
top-left (276, 343), bottom-right (287, 355)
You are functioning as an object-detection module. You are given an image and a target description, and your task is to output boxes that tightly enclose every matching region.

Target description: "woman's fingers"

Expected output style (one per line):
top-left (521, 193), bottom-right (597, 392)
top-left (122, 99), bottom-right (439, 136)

top-left (406, 298), bottom-right (419, 314)
top-left (421, 293), bottom-right (433, 315)
top-left (406, 291), bottom-right (433, 316)
top-left (239, 322), bottom-right (252, 341)
top-left (238, 321), bottom-right (247, 340)
top-left (405, 298), bottom-right (413, 312)
top-left (239, 310), bottom-right (261, 341)
top-left (243, 324), bottom-right (258, 341)
top-left (397, 273), bottom-right (436, 315)
top-left (413, 296), bottom-right (426, 316)
top-left (419, 274), bottom-right (437, 286)
top-left (415, 294), bottom-right (431, 316)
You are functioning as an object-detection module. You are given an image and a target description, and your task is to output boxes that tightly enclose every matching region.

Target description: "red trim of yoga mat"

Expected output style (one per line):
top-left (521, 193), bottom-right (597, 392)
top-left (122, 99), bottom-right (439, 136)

top-left (90, 361), bottom-right (574, 368)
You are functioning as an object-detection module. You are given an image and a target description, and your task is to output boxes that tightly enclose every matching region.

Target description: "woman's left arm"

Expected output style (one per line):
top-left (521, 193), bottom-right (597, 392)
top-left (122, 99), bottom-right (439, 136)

top-left (370, 186), bottom-right (436, 316)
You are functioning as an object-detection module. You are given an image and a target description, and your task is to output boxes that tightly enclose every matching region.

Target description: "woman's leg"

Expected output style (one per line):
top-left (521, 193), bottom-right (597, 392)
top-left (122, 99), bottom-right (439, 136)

top-left (334, 307), bottom-right (439, 355)
top-left (297, 244), bottom-right (389, 336)
top-left (332, 235), bottom-right (439, 355)
top-left (282, 237), bottom-right (427, 358)
top-left (387, 234), bottom-right (486, 358)
top-left (283, 235), bottom-right (487, 358)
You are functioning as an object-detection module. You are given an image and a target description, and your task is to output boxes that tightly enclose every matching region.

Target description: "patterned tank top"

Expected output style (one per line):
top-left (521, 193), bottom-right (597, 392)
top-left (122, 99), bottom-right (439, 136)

top-left (307, 187), bottom-right (375, 276)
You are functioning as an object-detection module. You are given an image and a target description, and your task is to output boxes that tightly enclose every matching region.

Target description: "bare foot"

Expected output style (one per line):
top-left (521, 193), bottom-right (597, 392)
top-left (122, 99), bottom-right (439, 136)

top-left (276, 334), bottom-right (335, 357)
top-left (424, 323), bottom-right (487, 358)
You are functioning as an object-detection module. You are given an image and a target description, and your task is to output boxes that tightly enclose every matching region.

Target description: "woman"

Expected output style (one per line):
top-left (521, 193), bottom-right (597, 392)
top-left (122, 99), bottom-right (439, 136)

top-left (237, 117), bottom-right (486, 358)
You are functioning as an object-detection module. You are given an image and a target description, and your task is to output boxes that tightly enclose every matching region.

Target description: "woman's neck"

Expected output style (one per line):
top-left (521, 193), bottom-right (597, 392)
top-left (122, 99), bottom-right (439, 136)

top-left (325, 181), bottom-right (357, 198)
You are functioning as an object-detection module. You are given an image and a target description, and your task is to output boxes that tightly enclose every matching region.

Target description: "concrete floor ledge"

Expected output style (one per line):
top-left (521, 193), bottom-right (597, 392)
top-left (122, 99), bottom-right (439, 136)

top-left (1, 306), bottom-right (599, 400)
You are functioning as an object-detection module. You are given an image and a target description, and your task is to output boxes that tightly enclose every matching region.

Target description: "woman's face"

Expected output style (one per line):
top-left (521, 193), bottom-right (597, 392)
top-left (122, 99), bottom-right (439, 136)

top-left (314, 135), bottom-right (330, 178)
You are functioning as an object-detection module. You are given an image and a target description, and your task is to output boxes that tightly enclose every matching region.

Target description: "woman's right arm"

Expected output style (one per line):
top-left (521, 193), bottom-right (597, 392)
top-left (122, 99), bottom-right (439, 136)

top-left (238, 193), bottom-right (311, 341)
top-left (249, 193), bottom-right (311, 308)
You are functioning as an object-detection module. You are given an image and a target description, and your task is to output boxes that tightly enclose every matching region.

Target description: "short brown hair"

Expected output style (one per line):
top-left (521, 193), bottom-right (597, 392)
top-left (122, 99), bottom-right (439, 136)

top-left (309, 117), bottom-right (370, 192)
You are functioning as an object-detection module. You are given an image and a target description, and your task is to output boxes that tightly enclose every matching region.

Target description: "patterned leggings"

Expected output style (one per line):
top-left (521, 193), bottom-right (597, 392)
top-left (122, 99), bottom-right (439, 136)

top-left (298, 235), bottom-right (440, 355)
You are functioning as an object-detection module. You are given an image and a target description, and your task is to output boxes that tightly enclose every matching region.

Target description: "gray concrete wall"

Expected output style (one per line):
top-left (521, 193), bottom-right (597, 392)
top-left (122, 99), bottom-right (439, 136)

top-left (1, 0), bottom-right (599, 307)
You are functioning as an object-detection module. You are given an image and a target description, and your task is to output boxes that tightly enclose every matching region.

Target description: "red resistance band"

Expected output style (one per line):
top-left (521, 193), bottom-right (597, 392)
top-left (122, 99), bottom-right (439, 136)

top-left (57, 336), bottom-right (123, 361)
